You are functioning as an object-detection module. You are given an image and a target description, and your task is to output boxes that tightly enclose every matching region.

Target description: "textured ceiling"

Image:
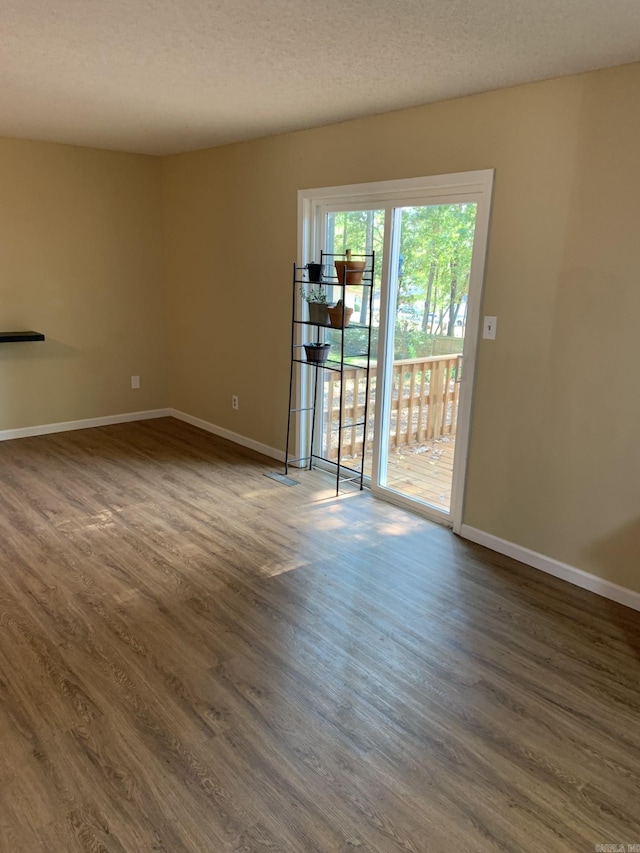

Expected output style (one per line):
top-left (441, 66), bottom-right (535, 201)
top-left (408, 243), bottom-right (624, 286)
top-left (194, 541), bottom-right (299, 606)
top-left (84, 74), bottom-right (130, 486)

top-left (1, 0), bottom-right (640, 156)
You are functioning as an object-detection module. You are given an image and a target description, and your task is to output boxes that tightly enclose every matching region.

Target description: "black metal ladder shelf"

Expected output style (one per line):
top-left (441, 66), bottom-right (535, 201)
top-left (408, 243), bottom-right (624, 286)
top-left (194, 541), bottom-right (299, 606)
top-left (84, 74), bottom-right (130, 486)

top-left (284, 250), bottom-right (375, 496)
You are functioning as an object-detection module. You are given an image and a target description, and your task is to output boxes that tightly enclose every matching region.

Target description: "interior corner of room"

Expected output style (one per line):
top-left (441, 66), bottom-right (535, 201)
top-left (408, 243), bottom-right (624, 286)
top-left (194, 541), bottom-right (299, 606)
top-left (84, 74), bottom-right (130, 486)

top-left (2, 60), bottom-right (640, 609)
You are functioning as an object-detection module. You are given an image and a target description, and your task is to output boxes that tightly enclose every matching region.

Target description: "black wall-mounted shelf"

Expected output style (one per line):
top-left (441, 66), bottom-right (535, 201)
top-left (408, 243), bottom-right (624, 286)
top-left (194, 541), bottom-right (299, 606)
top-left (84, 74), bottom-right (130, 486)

top-left (0, 331), bottom-right (45, 343)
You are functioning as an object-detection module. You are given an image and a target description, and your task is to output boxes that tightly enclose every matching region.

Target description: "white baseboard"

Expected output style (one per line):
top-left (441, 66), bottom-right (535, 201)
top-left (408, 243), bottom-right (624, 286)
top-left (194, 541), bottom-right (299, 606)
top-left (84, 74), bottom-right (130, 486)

top-left (170, 409), bottom-right (285, 463)
top-left (0, 406), bottom-right (286, 464)
top-left (460, 524), bottom-right (640, 613)
top-left (0, 409), bottom-right (172, 442)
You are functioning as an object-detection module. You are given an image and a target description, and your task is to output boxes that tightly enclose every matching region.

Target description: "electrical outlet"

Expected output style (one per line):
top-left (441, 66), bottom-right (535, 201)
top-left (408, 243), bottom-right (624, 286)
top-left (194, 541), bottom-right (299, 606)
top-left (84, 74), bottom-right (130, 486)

top-left (131, 375), bottom-right (140, 389)
top-left (232, 395), bottom-right (239, 410)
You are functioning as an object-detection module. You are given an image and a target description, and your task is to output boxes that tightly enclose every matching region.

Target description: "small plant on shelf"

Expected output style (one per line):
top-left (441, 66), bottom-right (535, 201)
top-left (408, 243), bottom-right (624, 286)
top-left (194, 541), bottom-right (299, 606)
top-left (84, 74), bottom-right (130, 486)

top-left (328, 298), bottom-right (354, 328)
top-left (300, 284), bottom-right (332, 325)
top-left (299, 284), bottom-right (329, 304)
top-left (303, 342), bottom-right (331, 364)
top-left (335, 248), bottom-right (366, 285)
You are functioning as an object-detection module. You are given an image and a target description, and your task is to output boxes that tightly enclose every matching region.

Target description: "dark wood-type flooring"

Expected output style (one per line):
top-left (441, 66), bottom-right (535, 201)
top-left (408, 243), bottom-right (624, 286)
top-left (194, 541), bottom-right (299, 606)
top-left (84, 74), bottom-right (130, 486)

top-left (0, 417), bottom-right (638, 852)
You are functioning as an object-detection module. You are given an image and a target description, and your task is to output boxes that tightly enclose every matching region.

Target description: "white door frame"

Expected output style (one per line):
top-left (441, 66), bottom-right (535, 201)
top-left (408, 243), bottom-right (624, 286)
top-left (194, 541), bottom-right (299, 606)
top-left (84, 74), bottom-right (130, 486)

top-left (297, 170), bottom-right (494, 532)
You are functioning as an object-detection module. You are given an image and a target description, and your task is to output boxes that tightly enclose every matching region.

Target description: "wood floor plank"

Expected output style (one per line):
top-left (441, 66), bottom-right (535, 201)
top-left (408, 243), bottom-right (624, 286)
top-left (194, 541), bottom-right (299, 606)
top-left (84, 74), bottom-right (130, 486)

top-left (0, 416), bottom-right (638, 851)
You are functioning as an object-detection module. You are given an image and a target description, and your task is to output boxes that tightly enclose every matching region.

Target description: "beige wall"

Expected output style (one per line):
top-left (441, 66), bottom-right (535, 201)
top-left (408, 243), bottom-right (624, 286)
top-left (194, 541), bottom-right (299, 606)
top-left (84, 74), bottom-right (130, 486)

top-left (162, 62), bottom-right (640, 594)
top-left (0, 138), bottom-right (168, 428)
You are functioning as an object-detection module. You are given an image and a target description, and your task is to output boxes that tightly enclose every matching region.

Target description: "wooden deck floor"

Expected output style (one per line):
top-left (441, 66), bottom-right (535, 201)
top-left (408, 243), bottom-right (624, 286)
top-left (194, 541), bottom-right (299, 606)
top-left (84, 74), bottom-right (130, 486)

top-left (0, 417), bottom-right (639, 851)
top-left (345, 438), bottom-right (456, 511)
top-left (382, 438), bottom-right (455, 510)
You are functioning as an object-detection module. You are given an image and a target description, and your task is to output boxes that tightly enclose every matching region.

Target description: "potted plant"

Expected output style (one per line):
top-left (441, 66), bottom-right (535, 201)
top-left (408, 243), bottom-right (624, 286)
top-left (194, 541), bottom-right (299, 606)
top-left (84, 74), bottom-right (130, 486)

top-left (334, 248), bottom-right (366, 285)
top-left (328, 299), bottom-right (354, 328)
top-left (300, 284), bottom-right (332, 325)
top-left (303, 342), bottom-right (331, 363)
top-left (305, 261), bottom-right (324, 283)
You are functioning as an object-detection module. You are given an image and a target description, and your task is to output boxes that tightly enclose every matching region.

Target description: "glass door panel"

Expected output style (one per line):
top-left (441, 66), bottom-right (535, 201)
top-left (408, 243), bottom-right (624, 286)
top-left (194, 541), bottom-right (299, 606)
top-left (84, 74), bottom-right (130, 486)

top-left (320, 209), bottom-right (385, 475)
top-left (380, 203), bottom-right (477, 513)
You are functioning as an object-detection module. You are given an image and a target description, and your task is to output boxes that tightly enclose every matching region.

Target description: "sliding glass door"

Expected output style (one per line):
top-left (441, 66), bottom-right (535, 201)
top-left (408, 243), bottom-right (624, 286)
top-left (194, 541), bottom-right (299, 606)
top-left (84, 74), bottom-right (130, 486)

top-left (301, 171), bottom-right (493, 528)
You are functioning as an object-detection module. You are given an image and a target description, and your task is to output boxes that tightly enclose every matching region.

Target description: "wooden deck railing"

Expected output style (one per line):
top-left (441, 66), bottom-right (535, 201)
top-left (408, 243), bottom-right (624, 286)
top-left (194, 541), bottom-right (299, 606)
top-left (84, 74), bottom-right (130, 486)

top-left (324, 354), bottom-right (460, 459)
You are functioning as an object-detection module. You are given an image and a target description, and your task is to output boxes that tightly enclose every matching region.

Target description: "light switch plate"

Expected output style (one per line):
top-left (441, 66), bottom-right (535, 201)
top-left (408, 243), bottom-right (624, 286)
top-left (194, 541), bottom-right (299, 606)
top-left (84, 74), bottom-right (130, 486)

top-left (483, 316), bottom-right (497, 340)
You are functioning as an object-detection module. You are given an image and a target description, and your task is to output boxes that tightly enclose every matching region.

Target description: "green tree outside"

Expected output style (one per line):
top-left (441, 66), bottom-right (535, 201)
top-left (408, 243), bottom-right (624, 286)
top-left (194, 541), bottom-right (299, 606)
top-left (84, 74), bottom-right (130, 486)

top-left (326, 203), bottom-right (476, 359)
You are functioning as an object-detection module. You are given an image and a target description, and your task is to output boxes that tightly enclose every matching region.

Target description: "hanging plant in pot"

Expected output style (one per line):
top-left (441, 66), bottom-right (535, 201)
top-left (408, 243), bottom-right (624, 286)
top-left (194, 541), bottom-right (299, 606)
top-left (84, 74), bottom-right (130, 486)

top-left (300, 284), bottom-right (332, 326)
top-left (304, 342), bottom-right (331, 363)
top-left (327, 299), bottom-right (354, 328)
